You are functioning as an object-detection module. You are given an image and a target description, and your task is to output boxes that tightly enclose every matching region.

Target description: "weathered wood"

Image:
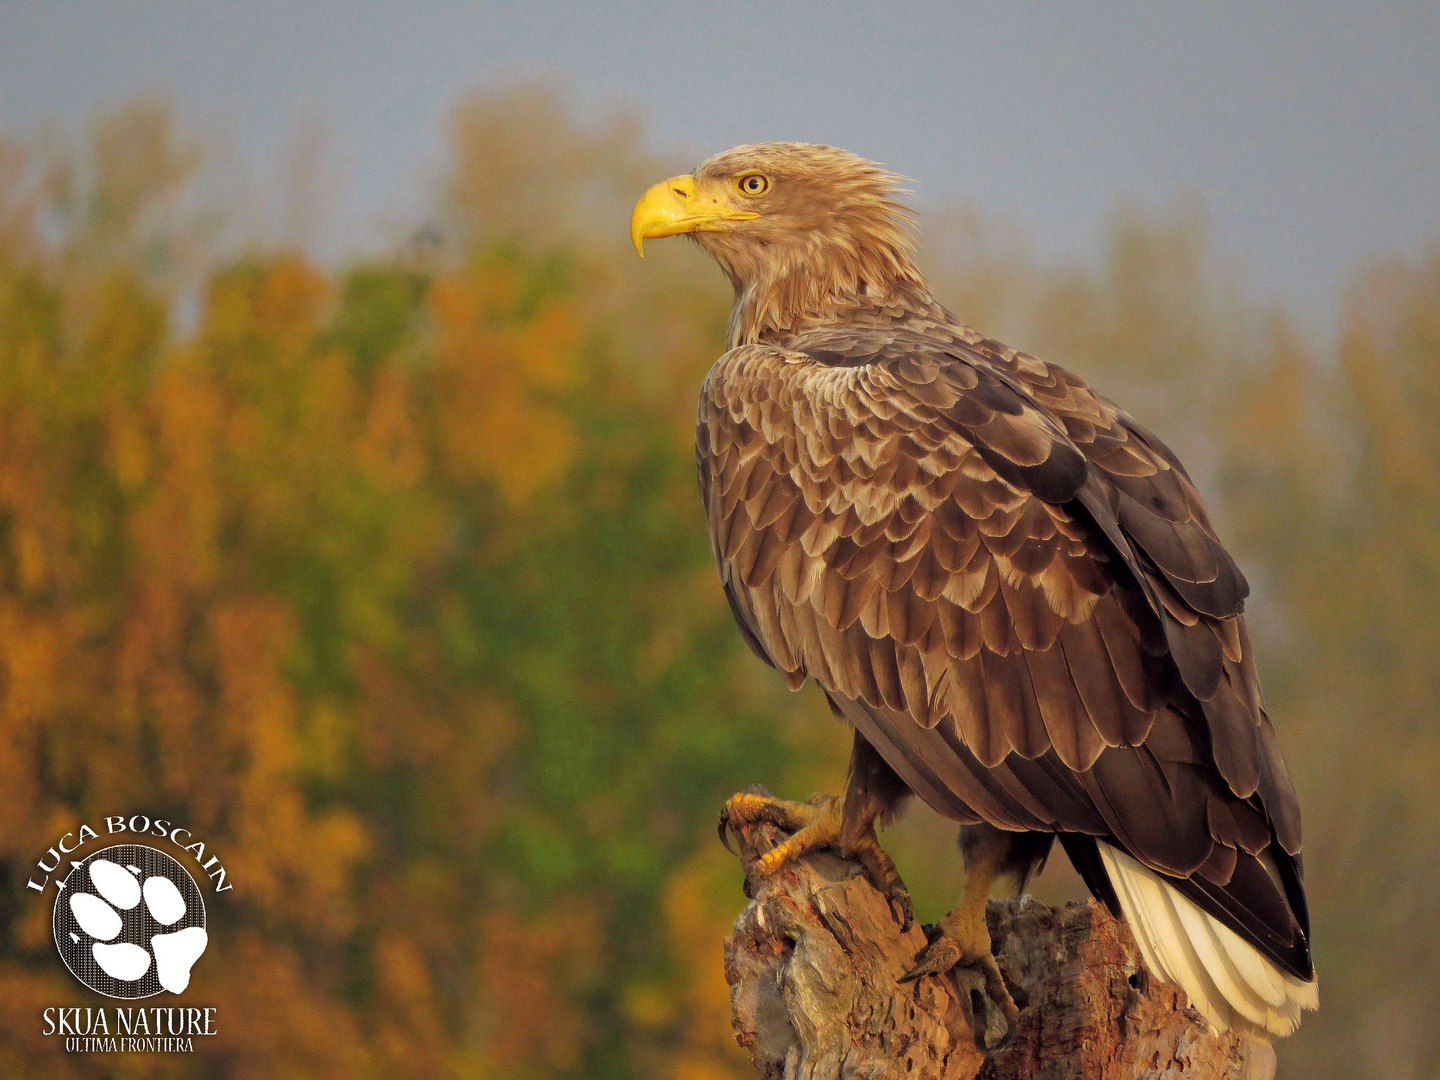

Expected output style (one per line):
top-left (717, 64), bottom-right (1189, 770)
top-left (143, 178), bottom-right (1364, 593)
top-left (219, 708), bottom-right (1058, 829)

top-left (723, 814), bottom-right (1276, 1080)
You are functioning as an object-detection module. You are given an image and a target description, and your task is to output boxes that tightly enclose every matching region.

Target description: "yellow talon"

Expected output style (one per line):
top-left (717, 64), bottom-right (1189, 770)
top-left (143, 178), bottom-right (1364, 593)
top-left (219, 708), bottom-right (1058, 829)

top-left (901, 826), bottom-right (1020, 1029)
top-left (717, 790), bottom-right (913, 929)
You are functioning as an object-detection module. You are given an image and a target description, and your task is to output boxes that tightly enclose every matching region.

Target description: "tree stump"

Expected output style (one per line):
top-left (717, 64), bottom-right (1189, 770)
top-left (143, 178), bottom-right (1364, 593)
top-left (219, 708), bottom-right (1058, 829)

top-left (722, 811), bottom-right (1277, 1080)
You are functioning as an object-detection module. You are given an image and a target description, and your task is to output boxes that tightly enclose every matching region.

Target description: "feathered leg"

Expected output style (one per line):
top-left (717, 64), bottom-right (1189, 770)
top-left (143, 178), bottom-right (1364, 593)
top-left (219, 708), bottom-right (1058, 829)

top-left (901, 822), bottom-right (1054, 1026)
top-left (718, 729), bottom-right (914, 929)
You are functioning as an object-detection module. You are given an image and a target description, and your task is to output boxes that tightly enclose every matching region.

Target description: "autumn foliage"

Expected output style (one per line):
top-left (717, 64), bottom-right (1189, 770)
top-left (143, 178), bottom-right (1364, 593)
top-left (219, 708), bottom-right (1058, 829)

top-left (0, 91), bottom-right (1436, 1080)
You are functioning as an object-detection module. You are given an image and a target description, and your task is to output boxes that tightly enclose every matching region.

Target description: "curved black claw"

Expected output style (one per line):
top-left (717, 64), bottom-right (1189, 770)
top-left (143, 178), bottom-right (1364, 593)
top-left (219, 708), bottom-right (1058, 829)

top-left (717, 807), bottom-right (738, 855)
top-left (883, 884), bottom-right (916, 934)
top-left (718, 786), bottom-right (783, 857)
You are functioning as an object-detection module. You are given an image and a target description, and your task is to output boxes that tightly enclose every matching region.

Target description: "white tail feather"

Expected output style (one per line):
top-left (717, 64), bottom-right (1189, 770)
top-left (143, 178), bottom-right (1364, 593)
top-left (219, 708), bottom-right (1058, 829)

top-left (1097, 843), bottom-right (1318, 1037)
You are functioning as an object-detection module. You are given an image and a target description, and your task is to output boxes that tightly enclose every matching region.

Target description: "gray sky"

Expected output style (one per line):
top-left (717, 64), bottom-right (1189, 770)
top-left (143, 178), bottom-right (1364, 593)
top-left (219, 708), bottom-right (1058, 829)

top-left (2, 1), bottom-right (1436, 331)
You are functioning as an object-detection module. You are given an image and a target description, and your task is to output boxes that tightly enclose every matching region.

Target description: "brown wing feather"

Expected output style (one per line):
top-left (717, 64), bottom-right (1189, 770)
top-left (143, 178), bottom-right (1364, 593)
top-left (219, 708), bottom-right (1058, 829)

top-left (698, 330), bottom-right (1310, 979)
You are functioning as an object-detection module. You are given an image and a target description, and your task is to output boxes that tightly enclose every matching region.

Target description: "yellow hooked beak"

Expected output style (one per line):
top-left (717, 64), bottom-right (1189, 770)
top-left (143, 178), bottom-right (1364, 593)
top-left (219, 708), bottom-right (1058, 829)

top-left (630, 174), bottom-right (760, 256)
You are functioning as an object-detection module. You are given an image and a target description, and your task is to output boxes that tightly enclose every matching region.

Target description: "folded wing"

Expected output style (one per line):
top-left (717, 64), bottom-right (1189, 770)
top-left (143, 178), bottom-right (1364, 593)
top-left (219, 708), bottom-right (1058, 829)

top-left (697, 331), bottom-right (1312, 998)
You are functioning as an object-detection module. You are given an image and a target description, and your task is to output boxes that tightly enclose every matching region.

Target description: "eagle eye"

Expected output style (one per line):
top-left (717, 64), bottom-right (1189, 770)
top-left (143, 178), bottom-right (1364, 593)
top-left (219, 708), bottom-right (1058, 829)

top-left (737, 173), bottom-right (770, 197)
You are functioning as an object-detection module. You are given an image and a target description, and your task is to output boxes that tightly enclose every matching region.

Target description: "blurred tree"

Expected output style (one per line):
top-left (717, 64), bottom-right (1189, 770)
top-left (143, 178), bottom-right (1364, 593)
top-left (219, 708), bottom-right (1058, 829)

top-left (0, 90), bottom-right (802, 1080)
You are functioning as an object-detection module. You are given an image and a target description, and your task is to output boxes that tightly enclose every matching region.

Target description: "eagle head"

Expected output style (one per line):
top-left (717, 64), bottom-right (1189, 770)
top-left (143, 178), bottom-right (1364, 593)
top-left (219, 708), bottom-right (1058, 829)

top-left (631, 143), bottom-right (920, 302)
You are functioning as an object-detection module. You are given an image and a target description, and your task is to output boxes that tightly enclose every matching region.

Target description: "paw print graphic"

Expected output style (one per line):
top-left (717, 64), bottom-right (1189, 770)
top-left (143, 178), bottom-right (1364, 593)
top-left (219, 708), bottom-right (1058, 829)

top-left (54, 844), bottom-right (208, 999)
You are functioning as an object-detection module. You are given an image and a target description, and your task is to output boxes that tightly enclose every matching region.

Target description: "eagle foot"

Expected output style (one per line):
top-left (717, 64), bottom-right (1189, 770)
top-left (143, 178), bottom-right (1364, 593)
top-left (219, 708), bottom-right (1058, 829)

top-left (900, 923), bottom-right (1020, 1047)
top-left (717, 790), bottom-right (913, 930)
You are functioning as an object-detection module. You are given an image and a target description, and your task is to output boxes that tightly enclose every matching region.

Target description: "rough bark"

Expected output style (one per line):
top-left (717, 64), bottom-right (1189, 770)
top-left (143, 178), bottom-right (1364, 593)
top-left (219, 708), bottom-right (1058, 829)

top-left (722, 812), bottom-right (1276, 1080)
